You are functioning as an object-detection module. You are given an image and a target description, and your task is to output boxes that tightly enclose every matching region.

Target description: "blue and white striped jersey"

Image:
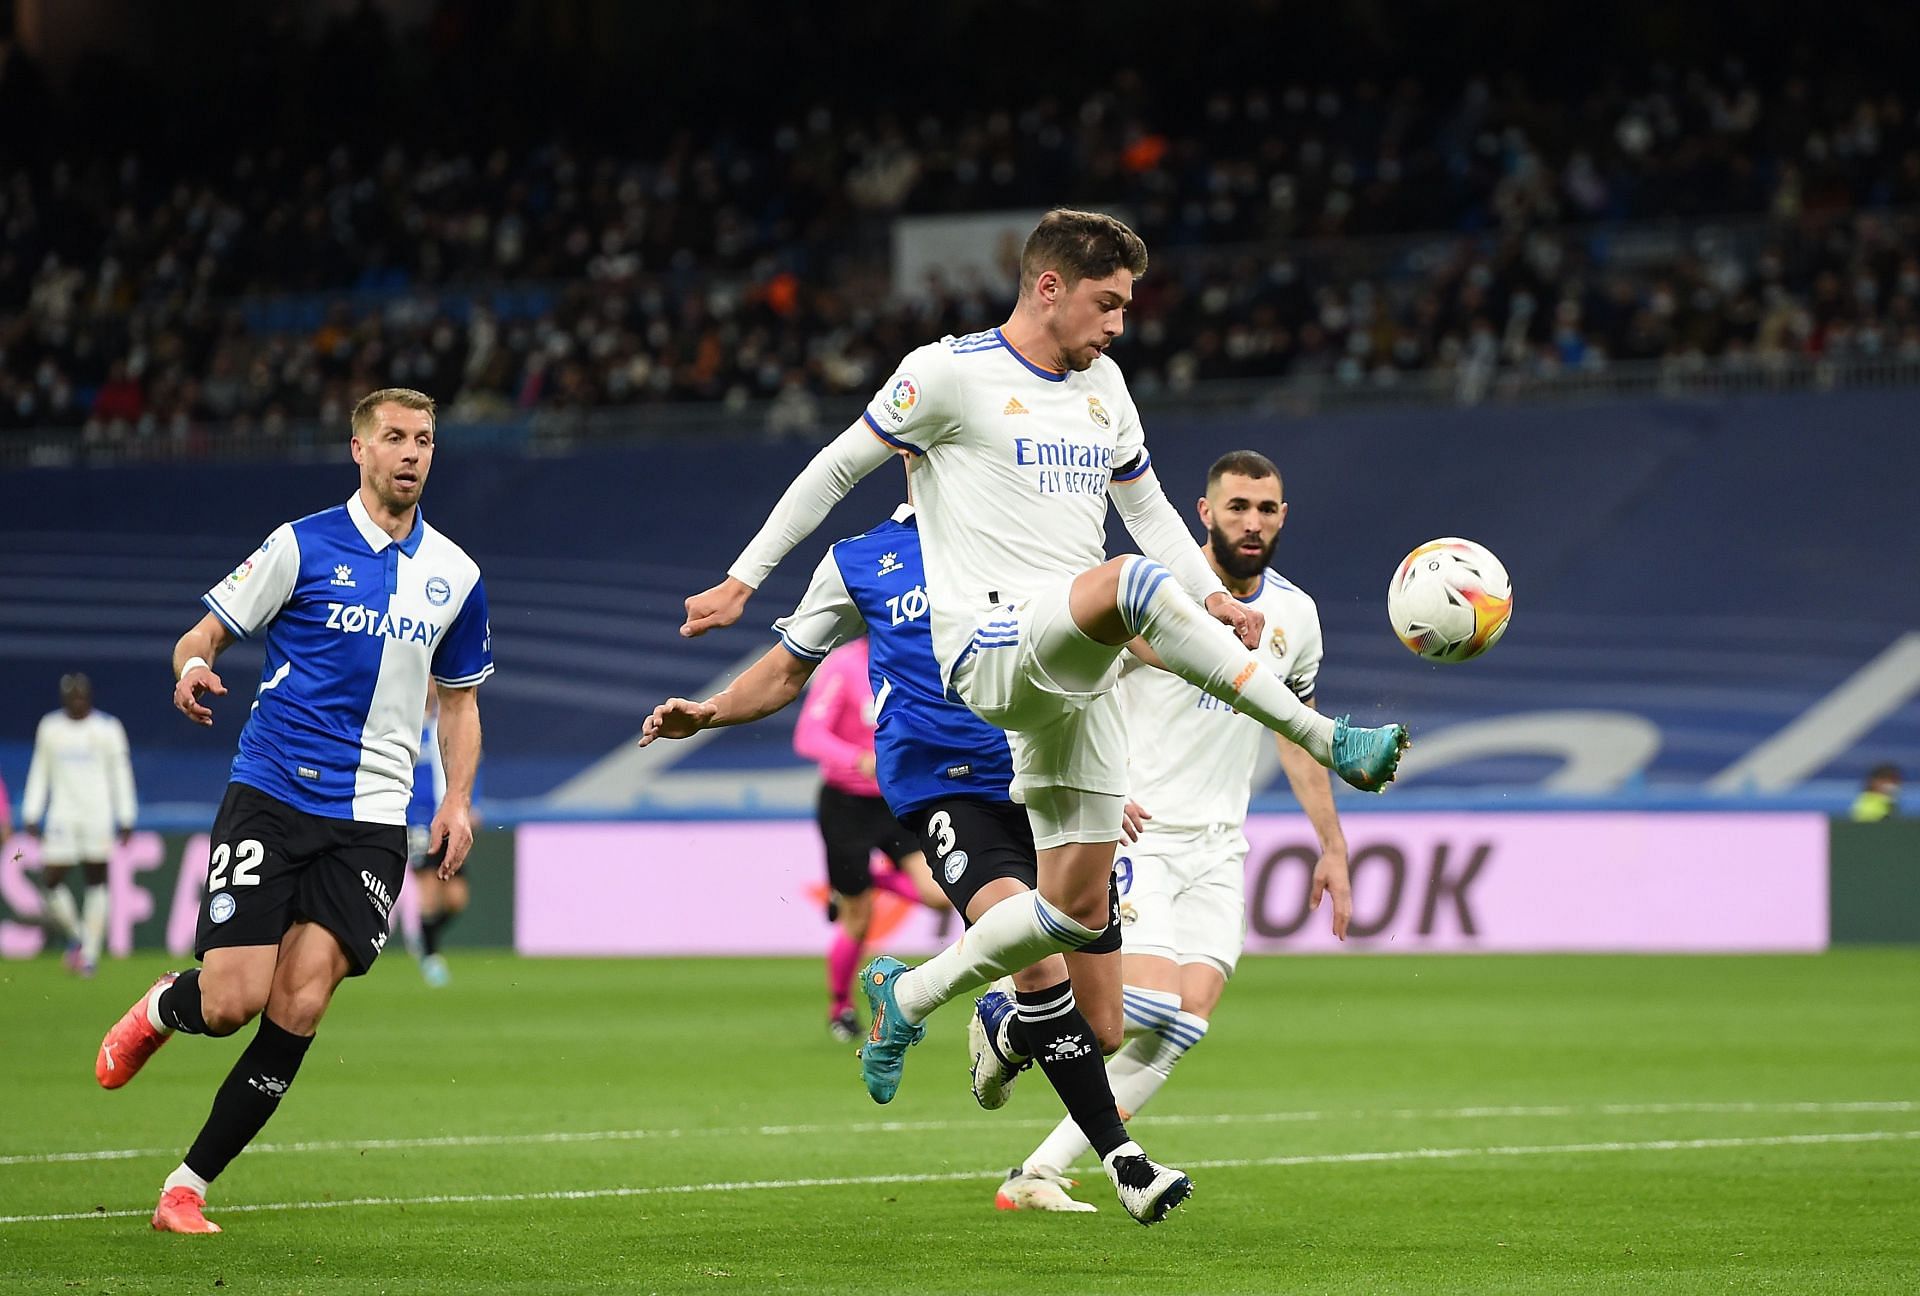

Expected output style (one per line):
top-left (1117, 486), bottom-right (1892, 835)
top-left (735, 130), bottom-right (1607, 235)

top-left (202, 493), bottom-right (493, 825)
top-left (774, 507), bottom-right (1013, 817)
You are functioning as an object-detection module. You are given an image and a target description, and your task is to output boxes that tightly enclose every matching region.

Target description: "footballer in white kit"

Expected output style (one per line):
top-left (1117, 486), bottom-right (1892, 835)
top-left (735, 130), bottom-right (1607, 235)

top-left (1114, 565), bottom-right (1322, 974)
top-left (685, 210), bottom-right (1405, 1225)
top-left (21, 672), bottom-right (138, 976)
top-left (999, 450), bottom-right (1358, 1213)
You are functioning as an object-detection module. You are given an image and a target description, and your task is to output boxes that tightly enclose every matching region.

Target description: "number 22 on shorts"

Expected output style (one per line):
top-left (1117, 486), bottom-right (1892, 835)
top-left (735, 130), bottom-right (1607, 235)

top-left (208, 839), bottom-right (265, 889)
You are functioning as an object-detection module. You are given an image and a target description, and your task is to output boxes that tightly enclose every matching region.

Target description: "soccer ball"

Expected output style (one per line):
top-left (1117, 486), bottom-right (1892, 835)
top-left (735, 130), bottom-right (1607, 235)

top-left (1387, 538), bottom-right (1513, 663)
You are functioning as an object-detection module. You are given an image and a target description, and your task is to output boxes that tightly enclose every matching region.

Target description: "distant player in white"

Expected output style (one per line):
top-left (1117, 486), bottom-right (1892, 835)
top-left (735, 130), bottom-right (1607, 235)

top-left (999, 450), bottom-right (1356, 1210)
top-left (685, 208), bottom-right (1408, 1224)
top-left (21, 673), bottom-right (138, 976)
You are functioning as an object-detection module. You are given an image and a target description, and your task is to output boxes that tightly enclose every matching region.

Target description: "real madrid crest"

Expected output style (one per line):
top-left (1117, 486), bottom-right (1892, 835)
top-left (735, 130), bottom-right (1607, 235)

top-left (1086, 396), bottom-right (1110, 429)
top-left (1269, 626), bottom-right (1288, 656)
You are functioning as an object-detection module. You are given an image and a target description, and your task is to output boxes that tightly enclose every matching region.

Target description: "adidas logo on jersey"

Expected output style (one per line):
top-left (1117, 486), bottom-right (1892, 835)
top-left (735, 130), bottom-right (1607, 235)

top-left (331, 564), bottom-right (356, 587)
top-left (1003, 397), bottom-right (1029, 415)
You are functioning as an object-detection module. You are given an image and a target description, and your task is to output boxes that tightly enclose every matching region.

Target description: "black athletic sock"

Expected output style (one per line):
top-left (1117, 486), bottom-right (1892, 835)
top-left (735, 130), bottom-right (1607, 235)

top-left (1006, 979), bottom-right (1129, 1160)
top-left (181, 1015), bottom-right (314, 1183)
top-left (156, 970), bottom-right (232, 1037)
top-left (420, 912), bottom-right (451, 957)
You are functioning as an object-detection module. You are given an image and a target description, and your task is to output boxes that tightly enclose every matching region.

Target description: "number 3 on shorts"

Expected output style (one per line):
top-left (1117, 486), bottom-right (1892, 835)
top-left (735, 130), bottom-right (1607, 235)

top-left (927, 811), bottom-right (957, 858)
top-left (208, 839), bottom-right (265, 890)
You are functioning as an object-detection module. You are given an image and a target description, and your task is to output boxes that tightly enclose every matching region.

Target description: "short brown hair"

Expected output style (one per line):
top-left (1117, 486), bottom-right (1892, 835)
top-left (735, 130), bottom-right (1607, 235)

top-left (1019, 208), bottom-right (1148, 295)
top-left (351, 387), bottom-right (437, 439)
top-left (1207, 449), bottom-right (1282, 495)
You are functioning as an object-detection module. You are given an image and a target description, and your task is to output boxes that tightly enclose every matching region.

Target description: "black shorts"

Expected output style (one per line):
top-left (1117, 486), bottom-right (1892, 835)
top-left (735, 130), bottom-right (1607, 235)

top-left (816, 786), bottom-right (921, 897)
top-left (905, 796), bottom-right (1121, 956)
top-left (195, 782), bottom-right (408, 976)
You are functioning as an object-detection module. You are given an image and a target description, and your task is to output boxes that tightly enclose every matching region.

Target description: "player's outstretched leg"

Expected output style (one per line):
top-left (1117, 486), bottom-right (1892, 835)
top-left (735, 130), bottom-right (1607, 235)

top-left (870, 888), bottom-right (1106, 1051)
top-left (1107, 556), bottom-right (1408, 790)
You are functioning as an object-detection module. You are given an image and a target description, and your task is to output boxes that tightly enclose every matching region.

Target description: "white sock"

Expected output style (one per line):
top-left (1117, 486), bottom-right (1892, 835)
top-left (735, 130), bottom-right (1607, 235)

top-left (1024, 1011), bottom-right (1210, 1177)
top-left (1120, 985), bottom-right (1180, 1041)
top-left (163, 1163), bottom-right (210, 1197)
top-left (893, 893), bottom-right (1101, 1025)
top-left (1119, 556), bottom-right (1334, 763)
top-left (81, 884), bottom-right (108, 964)
top-left (1101, 1139), bottom-right (1145, 1167)
top-left (1110, 1011), bottom-right (1210, 1117)
top-left (43, 884), bottom-right (81, 942)
top-left (145, 983), bottom-right (170, 1033)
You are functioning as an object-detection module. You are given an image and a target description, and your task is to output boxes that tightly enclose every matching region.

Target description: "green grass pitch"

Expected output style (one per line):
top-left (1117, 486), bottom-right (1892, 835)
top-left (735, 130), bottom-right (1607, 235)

top-left (3, 950), bottom-right (1916, 1294)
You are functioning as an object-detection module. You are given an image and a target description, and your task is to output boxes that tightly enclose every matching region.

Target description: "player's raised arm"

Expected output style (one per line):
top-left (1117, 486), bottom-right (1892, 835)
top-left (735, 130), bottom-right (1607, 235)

top-left (681, 422), bottom-right (895, 637)
top-left (686, 347), bottom-right (959, 638)
top-left (658, 546), bottom-right (868, 739)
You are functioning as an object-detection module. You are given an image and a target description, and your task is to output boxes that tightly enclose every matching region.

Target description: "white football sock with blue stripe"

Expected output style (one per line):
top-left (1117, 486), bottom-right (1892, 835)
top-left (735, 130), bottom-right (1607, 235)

top-left (893, 892), bottom-right (1104, 1025)
top-left (1121, 985), bottom-right (1181, 1041)
top-left (1117, 555), bottom-right (1334, 763)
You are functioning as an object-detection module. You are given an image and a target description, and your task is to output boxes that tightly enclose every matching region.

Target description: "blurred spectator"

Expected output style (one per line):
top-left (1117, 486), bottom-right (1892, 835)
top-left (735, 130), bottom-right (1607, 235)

top-left (1850, 764), bottom-right (1902, 822)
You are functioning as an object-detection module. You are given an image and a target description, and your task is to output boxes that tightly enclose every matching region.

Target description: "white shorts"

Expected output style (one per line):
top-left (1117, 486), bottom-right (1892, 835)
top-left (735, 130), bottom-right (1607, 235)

top-left (950, 580), bottom-right (1127, 848)
top-left (1115, 823), bottom-right (1249, 976)
top-left (39, 817), bottom-right (115, 866)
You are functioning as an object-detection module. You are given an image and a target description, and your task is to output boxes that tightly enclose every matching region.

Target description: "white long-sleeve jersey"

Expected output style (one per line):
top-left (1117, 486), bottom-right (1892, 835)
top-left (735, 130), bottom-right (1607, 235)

top-left (22, 710), bottom-right (138, 832)
top-left (730, 328), bottom-right (1226, 683)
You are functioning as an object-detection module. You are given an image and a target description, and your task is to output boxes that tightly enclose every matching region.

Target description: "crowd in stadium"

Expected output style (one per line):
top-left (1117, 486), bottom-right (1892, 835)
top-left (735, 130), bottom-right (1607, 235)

top-left (5, 43), bottom-right (1920, 436)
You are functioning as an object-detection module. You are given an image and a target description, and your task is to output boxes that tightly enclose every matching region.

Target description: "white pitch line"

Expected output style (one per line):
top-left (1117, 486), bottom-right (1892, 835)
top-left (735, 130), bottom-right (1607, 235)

top-left (2, 1128), bottom-right (1913, 1227)
top-left (2, 1099), bottom-right (1913, 1168)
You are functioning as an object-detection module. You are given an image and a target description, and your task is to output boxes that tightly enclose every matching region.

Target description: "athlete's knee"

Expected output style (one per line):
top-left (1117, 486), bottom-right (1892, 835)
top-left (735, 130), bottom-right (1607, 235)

top-left (1091, 1010), bottom-right (1125, 1055)
top-left (1011, 953), bottom-right (1071, 993)
top-left (1068, 558), bottom-right (1133, 644)
top-left (267, 977), bottom-right (338, 1036)
top-left (1046, 881), bottom-right (1112, 933)
top-left (81, 862), bottom-right (108, 887)
top-left (199, 975), bottom-right (267, 1037)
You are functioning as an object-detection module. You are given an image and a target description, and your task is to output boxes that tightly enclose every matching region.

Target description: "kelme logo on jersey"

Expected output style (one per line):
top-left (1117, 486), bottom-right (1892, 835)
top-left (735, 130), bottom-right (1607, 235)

top-left (884, 373), bottom-right (918, 423)
top-left (325, 602), bottom-right (447, 647)
top-left (331, 563), bottom-right (356, 587)
top-left (877, 551), bottom-right (903, 577)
